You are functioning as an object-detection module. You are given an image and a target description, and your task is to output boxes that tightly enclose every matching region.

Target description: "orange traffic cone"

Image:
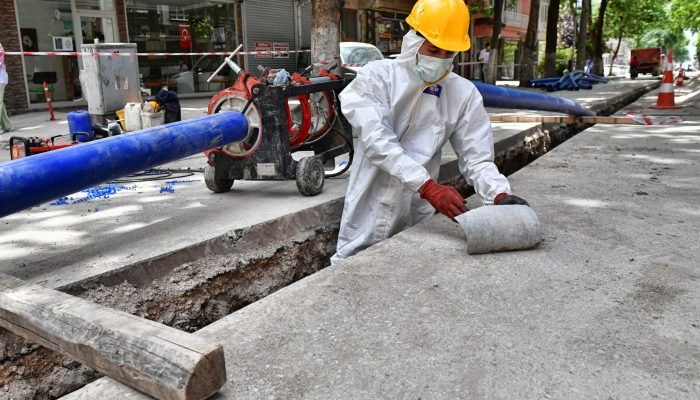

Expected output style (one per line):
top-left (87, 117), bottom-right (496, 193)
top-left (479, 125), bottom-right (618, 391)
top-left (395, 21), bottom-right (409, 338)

top-left (675, 69), bottom-right (684, 87)
top-left (652, 51), bottom-right (681, 109)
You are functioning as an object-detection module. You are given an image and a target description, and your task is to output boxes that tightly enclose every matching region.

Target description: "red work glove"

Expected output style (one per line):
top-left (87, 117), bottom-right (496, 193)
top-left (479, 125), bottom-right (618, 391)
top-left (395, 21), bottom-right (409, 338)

top-left (494, 193), bottom-right (529, 206)
top-left (418, 179), bottom-right (466, 220)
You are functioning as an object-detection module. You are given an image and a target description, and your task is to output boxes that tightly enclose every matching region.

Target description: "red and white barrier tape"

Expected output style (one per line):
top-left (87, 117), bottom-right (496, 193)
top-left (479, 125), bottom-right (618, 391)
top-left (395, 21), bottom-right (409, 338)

top-left (626, 112), bottom-right (682, 125)
top-left (1, 49), bottom-right (366, 68)
top-left (0, 50), bottom-right (311, 57)
top-left (456, 62), bottom-right (535, 67)
top-left (312, 62), bottom-right (365, 68)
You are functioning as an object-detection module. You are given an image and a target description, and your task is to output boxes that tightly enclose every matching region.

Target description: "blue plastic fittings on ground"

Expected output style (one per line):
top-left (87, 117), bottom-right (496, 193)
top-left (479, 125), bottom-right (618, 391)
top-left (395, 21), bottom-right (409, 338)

top-left (0, 112), bottom-right (248, 218)
top-left (474, 81), bottom-right (595, 116)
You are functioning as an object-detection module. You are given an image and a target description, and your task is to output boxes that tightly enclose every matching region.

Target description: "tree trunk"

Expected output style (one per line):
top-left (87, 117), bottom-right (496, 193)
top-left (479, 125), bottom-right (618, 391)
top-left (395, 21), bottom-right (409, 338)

top-left (519, 0), bottom-right (541, 86)
top-left (544, 0), bottom-right (561, 77)
top-left (608, 28), bottom-right (624, 77)
top-left (591, 0), bottom-right (608, 76)
top-left (486, 0), bottom-right (504, 84)
top-left (311, 0), bottom-right (342, 75)
top-left (576, 0), bottom-right (591, 70)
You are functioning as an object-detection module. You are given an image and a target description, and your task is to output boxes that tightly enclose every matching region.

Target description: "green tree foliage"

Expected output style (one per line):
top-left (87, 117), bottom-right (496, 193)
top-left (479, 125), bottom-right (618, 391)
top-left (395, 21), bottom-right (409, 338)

top-left (670, 0), bottom-right (700, 32)
top-left (604, 0), bottom-right (666, 75)
top-left (669, 0), bottom-right (699, 63)
top-left (636, 28), bottom-right (690, 62)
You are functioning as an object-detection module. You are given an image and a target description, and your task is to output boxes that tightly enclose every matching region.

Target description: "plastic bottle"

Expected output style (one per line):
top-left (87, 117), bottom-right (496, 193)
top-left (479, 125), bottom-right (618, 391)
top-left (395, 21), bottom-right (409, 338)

top-left (124, 103), bottom-right (142, 131)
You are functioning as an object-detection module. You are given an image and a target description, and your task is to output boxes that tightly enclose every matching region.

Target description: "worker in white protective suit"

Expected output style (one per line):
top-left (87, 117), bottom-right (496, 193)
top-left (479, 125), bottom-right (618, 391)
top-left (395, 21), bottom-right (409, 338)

top-left (330, 0), bottom-right (528, 265)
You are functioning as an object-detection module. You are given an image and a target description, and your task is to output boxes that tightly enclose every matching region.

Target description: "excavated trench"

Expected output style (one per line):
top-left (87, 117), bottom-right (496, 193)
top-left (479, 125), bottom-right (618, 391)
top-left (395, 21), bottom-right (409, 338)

top-left (0, 82), bottom-right (657, 399)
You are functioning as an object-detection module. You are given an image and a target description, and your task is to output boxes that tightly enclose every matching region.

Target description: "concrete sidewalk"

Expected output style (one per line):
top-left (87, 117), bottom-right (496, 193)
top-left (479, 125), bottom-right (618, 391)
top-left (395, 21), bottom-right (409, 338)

top-left (68, 76), bottom-right (699, 399)
top-left (0, 77), bottom-right (661, 290)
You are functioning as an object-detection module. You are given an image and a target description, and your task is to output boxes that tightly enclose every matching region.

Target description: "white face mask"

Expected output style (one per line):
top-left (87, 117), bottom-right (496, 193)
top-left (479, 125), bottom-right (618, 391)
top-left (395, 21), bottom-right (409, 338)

top-left (415, 53), bottom-right (454, 83)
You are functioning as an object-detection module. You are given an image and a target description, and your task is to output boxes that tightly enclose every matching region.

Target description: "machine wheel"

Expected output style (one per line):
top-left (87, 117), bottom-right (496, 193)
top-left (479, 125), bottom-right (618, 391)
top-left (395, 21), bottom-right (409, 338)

top-left (296, 157), bottom-right (325, 196)
top-left (204, 164), bottom-right (234, 193)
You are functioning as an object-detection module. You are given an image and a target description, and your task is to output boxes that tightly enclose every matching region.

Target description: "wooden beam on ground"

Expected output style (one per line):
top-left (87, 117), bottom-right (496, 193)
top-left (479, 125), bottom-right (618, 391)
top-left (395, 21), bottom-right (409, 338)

top-left (0, 273), bottom-right (226, 400)
top-left (489, 114), bottom-right (638, 125)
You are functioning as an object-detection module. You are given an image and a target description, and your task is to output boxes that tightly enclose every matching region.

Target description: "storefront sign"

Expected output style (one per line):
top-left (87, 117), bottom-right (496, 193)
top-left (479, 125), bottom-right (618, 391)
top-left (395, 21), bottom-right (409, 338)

top-left (179, 25), bottom-right (191, 49)
top-left (255, 41), bottom-right (272, 57)
top-left (52, 36), bottom-right (73, 51)
top-left (273, 42), bottom-right (289, 58)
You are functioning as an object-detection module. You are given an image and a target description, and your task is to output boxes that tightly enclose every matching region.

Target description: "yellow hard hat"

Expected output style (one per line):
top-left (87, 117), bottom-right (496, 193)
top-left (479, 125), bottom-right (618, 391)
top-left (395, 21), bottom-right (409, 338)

top-left (406, 0), bottom-right (471, 52)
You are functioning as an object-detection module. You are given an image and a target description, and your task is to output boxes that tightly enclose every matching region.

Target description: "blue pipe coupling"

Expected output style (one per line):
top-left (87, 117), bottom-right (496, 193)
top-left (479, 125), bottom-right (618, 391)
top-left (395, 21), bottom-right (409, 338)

top-left (0, 112), bottom-right (249, 218)
top-left (474, 81), bottom-right (595, 116)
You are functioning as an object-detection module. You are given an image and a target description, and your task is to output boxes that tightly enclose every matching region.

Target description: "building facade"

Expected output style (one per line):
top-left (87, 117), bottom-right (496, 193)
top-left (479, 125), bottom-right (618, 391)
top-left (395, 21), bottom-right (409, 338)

top-left (0, 0), bottom-right (422, 114)
top-left (0, 0), bottom-right (555, 114)
top-left (470, 0), bottom-right (548, 80)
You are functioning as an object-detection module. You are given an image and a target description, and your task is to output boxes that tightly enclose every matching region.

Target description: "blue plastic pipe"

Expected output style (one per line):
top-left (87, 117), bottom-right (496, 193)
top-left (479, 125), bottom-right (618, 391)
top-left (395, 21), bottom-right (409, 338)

top-left (0, 112), bottom-right (248, 218)
top-left (474, 82), bottom-right (595, 116)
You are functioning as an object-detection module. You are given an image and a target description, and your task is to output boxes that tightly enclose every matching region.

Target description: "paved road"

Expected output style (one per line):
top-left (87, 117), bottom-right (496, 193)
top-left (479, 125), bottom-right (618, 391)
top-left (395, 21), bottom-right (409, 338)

top-left (68, 74), bottom-right (699, 400)
top-left (0, 78), bottom-right (660, 290)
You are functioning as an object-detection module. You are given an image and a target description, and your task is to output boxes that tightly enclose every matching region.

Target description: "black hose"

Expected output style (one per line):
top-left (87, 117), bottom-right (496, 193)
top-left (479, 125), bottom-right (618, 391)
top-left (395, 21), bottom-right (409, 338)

top-left (111, 169), bottom-right (199, 183)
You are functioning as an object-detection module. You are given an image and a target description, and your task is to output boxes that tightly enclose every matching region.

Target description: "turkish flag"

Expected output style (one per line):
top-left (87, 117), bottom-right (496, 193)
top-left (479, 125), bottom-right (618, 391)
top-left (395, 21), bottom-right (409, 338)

top-left (179, 25), bottom-right (191, 50)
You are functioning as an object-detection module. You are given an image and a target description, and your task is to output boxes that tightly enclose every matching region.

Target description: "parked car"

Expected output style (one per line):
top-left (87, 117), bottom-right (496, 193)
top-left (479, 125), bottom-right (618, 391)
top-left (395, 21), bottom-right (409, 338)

top-left (171, 56), bottom-right (233, 94)
top-left (339, 42), bottom-right (384, 80)
top-left (296, 42), bottom-right (384, 81)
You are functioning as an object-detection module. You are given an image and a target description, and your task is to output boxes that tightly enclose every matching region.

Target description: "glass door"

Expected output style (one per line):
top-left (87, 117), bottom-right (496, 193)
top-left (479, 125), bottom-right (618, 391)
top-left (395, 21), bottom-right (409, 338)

top-left (79, 15), bottom-right (116, 44)
top-left (71, 0), bottom-right (118, 48)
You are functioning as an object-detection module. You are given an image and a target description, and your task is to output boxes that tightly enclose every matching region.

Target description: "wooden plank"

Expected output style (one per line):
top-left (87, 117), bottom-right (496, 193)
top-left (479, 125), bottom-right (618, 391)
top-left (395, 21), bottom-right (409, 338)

top-left (489, 114), bottom-right (638, 125)
top-left (0, 273), bottom-right (226, 400)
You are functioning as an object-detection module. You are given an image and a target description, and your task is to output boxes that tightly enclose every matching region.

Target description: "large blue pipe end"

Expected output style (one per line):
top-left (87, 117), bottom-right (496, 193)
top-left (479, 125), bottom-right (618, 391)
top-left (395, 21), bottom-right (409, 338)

top-left (474, 81), bottom-right (595, 116)
top-left (0, 111), bottom-right (248, 218)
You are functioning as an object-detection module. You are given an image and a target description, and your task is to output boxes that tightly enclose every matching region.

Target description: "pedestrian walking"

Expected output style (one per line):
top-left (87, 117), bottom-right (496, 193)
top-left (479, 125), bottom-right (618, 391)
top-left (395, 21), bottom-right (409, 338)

top-left (478, 43), bottom-right (490, 81)
top-left (629, 55), bottom-right (639, 80)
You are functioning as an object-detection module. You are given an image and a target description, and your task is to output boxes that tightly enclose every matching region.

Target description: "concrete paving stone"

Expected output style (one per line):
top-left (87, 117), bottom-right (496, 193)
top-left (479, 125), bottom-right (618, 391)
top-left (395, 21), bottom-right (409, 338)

top-left (0, 78), bottom-right (662, 291)
top-left (65, 75), bottom-right (699, 399)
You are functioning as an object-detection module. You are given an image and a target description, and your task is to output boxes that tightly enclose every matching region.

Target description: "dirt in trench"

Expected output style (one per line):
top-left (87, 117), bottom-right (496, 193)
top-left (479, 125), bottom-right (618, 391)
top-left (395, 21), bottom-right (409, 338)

top-left (0, 226), bottom-right (338, 399)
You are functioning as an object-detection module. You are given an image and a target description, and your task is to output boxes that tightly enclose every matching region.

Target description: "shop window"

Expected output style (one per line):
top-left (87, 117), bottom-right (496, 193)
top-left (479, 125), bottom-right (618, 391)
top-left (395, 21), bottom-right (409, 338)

top-left (342, 9), bottom-right (358, 42)
top-left (170, 6), bottom-right (188, 22)
top-left (126, 1), bottom-right (237, 95)
top-left (373, 11), bottom-right (408, 54)
top-left (76, 0), bottom-right (114, 11)
top-left (17, 0), bottom-right (118, 104)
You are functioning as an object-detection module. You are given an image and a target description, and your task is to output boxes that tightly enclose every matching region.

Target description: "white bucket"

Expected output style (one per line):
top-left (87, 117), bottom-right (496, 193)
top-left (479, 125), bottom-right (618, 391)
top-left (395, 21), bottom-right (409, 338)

top-left (141, 111), bottom-right (165, 129)
top-left (124, 103), bottom-right (142, 132)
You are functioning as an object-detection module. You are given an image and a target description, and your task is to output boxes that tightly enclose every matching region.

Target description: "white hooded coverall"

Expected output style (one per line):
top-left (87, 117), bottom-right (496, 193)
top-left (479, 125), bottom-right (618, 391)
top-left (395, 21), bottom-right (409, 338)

top-left (330, 30), bottom-right (511, 264)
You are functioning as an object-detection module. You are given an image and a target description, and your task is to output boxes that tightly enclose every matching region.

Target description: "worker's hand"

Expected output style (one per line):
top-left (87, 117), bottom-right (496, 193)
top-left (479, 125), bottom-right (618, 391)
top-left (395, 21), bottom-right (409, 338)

top-left (494, 193), bottom-right (529, 206)
top-left (419, 179), bottom-right (466, 220)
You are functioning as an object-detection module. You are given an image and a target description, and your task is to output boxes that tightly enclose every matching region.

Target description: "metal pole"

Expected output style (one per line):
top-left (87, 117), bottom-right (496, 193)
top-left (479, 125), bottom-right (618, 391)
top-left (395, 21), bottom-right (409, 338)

top-left (0, 112), bottom-right (248, 218)
top-left (43, 81), bottom-right (56, 121)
